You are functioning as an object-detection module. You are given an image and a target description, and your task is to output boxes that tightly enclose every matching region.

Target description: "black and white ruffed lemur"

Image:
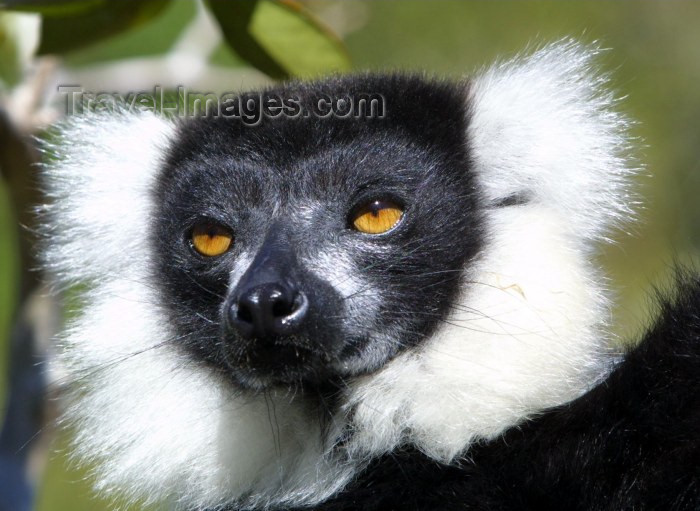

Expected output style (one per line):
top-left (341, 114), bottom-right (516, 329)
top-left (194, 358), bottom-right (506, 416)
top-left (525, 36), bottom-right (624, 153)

top-left (39, 41), bottom-right (700, 510)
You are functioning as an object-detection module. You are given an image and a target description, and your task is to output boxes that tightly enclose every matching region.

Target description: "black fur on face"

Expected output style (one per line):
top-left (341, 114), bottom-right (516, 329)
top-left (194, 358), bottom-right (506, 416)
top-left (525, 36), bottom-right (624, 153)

top-left (150, 74), bottom-right (484, 391)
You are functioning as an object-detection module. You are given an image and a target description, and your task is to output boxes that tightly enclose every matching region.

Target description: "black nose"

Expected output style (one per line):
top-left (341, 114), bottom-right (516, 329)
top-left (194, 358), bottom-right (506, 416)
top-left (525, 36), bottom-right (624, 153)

top-left (229, 282), bottom-right (309, 338)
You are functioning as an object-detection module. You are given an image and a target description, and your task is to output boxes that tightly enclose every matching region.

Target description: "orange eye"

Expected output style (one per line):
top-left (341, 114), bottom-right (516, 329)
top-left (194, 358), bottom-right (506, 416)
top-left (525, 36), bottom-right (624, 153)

top-left (191, 222), bottom-right (233, 257)
top-left (351, 200), bottom-right (404, 234)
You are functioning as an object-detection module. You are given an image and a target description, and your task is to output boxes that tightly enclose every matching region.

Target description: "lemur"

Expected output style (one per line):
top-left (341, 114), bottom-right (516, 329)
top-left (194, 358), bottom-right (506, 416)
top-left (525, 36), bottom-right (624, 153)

top-left (39, 41), bottom-right (700, 510)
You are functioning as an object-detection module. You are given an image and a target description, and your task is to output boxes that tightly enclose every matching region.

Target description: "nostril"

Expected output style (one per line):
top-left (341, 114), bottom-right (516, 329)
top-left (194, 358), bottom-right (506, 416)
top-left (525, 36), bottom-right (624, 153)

top-left (237, 303), bottom-right (253, 324)
top-left (278, 292), bottom-right (308, 326)
top-left (271, 296), bottom-right (294, 318)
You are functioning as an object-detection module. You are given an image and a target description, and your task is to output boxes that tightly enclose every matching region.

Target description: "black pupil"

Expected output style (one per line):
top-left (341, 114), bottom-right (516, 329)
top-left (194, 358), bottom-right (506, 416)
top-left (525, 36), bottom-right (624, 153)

top-left (198, 224), bottom-right (222, 238)
top-left (369, 201), bottom-right (387, 216)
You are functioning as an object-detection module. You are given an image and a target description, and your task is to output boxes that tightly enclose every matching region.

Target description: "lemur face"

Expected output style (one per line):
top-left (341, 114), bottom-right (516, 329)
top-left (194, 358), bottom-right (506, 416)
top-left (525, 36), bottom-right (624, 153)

top-left (152, 77), bottom-right (484, 390)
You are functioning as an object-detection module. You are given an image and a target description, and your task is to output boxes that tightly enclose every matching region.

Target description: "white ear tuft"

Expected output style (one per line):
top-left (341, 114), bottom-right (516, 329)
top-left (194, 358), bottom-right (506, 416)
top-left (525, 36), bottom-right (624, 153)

top-left (469, 39), bottom-right (639, 245)
top-left (38, 112), bottom-right (175, 287)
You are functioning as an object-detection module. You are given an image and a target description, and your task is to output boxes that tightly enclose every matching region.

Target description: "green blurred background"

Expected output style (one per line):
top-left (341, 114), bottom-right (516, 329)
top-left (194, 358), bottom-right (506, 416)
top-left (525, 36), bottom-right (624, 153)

top-left (1, 1), bottom-right (699, 509)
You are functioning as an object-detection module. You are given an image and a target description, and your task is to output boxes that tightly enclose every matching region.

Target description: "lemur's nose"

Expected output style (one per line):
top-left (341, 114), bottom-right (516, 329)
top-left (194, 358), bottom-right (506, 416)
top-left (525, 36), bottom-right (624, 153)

top-left (229, 282), bottom-right (309, 338)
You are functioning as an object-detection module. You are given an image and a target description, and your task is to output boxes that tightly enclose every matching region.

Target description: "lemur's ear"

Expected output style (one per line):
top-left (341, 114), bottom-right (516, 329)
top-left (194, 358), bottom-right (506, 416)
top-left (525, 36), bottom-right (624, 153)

top-left (39, 113), bottom-right (174, 287)
top-left (468, 40), bottom-right (638, 245)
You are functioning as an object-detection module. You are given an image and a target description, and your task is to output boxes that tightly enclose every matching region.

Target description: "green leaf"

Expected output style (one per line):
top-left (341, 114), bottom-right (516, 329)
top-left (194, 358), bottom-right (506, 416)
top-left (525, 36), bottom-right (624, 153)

top-left (0, 12), bottom-right (37, 88)
top-left (62, 0), bottom-right (196, 68)
top-left (0, 13), bottom-right (23, 87)
top-left (206, 0), bottom-right (351, 80)
top-left (35, 0), bottom-right (169, 56)
top-left (206, 0), bottom-right (288, 80)
top-left (250, 0), bottom-right (351, 78)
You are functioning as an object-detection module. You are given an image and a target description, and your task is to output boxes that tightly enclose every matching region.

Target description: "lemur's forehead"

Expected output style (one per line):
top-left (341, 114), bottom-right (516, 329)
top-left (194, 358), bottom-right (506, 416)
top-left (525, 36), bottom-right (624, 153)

top-left (163, 76), bottom-right (469, 164)
top-left (157, 74), bottom-right (471, 211)
top-left (160, 136), bottom-right (440, 206)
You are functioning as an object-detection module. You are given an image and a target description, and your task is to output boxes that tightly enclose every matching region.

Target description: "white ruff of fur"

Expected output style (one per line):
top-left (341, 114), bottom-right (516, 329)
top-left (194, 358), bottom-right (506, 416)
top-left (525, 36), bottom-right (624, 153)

top-left (41, 40), bottom-right (637, 509)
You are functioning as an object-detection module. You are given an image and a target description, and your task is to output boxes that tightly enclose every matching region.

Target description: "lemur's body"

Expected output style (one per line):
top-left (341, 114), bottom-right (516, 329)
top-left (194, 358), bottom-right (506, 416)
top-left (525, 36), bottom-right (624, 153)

top-left (39, 41), bottom-right (700, 510)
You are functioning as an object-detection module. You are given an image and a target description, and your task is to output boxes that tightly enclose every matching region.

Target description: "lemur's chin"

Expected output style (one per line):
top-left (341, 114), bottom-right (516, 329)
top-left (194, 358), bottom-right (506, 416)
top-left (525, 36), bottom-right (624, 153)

top-left (223, 337), bottom-right (338, 389)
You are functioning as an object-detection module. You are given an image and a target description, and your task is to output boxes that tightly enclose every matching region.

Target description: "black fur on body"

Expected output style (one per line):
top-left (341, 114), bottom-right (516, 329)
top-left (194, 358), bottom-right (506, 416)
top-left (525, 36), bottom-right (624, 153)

top-left (297, 273), bottom-right (700, 511)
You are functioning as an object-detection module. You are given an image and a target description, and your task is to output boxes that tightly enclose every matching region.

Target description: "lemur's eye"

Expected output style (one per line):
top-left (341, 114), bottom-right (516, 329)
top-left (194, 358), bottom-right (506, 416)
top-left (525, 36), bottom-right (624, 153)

top-left (351, 200), bottom-right (404, 234)
top-left (190, 222), bottom-right (233, 257)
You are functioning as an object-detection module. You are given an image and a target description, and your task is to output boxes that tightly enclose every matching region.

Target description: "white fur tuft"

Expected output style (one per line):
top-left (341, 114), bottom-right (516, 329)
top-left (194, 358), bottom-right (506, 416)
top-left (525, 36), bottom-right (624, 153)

top-left (39, 112), bottom-right (173, 286)
top-left (41, 41), bottom-right (638, 509)
top-left (469, 39), bottom-right (638, 245)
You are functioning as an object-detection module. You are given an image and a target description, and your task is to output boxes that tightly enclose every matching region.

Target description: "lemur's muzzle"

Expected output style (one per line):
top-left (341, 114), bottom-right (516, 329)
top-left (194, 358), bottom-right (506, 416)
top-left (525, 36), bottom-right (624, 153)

top-left (222, 223), bottom-right (344, 387)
